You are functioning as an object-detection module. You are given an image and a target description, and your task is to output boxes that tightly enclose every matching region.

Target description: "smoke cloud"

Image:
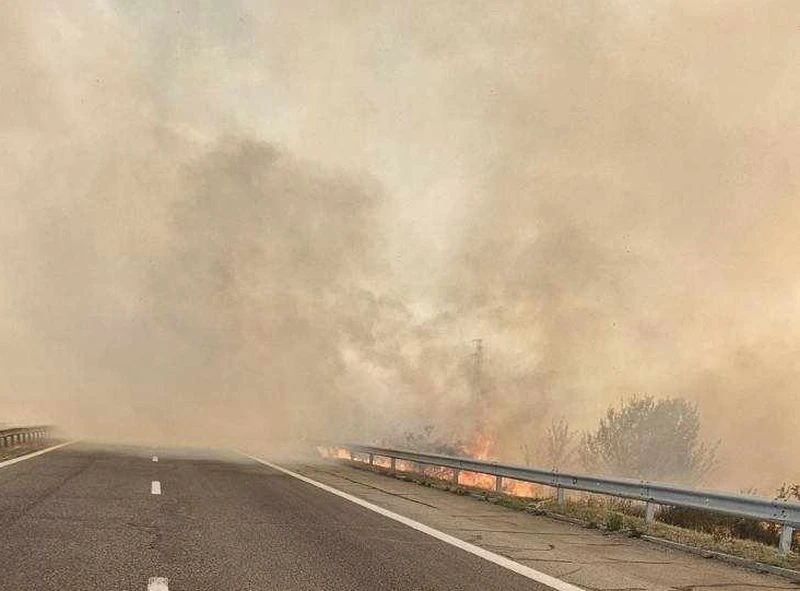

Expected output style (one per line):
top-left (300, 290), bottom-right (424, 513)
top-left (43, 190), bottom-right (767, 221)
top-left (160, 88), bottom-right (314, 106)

top-left (1, 1), bottom-right (798, 488)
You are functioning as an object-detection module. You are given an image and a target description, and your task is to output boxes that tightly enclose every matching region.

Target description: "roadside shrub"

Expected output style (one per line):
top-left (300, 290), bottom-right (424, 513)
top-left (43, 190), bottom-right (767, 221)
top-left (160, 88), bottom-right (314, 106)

top-left (605, 512), bottom-right (624, 532)
top-left (521, 418), bottom-right (577, 471)
top-left (541, 418), bottom-right (576, 470)
top-left (659, 506), bottom-right (779, 547)
top-left (777, 482), bottom-right (800, 502)
top-left (580, 395), bottom-right (717, 484)
top-left (398, 424), bottom-right (461, 455)
top-left (607, 497), bottom-right (644, 519)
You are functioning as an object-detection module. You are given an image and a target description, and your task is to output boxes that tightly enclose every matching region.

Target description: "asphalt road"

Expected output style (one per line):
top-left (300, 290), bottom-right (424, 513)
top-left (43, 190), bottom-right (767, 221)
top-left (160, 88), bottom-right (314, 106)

top-left (0, 443), bottom-right (558, 590)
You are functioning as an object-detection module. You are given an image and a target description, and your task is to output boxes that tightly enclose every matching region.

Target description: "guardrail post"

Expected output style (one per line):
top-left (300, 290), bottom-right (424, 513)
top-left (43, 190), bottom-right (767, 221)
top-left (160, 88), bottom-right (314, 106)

top-left (368, 453), bottom-right (374, 466)
top-left (779, 524), bottom-right (794, 554)
top-left (645, 502), bottom-right (656, 524)
top-left (390, 457), bottom-right (396, 472)
top-left (495, 476), bottom-right (503, 493)
top-left (556, 486), bottom-right (565, 506)
top-left (451, 468), bottom-right (460, 485)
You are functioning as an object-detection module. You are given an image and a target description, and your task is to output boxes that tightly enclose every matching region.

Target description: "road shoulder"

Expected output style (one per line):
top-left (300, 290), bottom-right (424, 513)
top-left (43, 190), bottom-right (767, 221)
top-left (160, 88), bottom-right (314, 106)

top-left (283, 460), bottom-right (794, 591)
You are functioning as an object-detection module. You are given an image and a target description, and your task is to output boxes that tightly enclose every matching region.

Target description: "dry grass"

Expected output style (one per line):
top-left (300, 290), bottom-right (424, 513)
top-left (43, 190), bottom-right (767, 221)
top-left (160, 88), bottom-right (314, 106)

top-left (344, 458), bottom-right (800, 572)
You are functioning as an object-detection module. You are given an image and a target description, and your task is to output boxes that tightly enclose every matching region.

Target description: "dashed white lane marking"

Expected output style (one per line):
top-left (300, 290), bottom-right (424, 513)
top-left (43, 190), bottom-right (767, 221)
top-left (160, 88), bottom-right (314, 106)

top-left (151, 480), bottom-right (161, 495)
top-left (147, 576), bottom-right (168, 590)
top-left (152, 456), bottom-right (158, 462)
top-left (240, 452), bottom-right (586, 591)
top-left (0, 441), bottom-right (76, 470)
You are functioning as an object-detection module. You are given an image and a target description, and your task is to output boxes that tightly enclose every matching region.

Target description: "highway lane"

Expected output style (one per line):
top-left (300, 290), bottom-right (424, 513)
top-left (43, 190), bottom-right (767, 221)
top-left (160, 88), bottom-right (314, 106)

top-left (0, 443), bottom-right (566, 590)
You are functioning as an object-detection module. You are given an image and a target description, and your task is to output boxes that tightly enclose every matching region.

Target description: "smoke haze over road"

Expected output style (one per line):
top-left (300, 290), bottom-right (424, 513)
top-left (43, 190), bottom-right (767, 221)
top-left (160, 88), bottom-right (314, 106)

top-left (2, 1), bottom-right (799, 489)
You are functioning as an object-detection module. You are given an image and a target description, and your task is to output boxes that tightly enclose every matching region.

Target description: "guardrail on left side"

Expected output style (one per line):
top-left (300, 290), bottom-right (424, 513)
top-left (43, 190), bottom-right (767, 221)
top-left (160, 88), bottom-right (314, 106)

top-left (0, 426), bottom-right (54, 448)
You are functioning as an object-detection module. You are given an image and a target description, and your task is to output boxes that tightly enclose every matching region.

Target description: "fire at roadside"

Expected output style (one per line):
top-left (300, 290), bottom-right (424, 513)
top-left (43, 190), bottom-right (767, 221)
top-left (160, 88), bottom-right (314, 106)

top-left (316, 444), bottom-right (546, 499)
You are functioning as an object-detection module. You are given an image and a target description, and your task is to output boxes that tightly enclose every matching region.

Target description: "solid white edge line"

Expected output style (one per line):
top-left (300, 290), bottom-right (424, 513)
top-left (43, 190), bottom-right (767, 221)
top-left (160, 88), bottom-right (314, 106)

top-left (0, 441), bottom-right (76, 469)
top-left (151, 480), bottom-right (161, 495)
top-left (239, 451), bottom-right (586, 591)
top-left (147, 576), bottom-right (169, 590)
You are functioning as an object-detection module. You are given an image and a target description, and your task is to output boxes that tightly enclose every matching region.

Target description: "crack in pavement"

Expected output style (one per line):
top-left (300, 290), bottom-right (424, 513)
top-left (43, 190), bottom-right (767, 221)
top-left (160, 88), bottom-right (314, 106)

top-left (560, 566), bottom-right (585, 580)
top-left (477, 542), bottom-right (557, 554)
top-left (604, 557), bottom-right (675, 565)
top-left (299, 462), bottom-right (797, 590)
top-left (451, 528), bottom-right (588, 536)
top-left (670, 584), bottom-right (799, 590)
top-left (305, 468), bottom-right (441, 509)
top-left (0, 457), bottom-right (95, 528)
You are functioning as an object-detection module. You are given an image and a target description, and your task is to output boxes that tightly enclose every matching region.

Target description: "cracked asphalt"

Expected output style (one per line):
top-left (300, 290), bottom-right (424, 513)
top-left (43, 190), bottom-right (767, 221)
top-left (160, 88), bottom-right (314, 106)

top-left (288, 461), bottom-right (798, 591)
top-left (0, 443), bottom-right (571, 590)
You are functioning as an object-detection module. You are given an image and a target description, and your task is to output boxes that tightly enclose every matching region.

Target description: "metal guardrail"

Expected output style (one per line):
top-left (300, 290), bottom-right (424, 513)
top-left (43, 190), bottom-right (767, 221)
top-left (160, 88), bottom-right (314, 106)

top-left (0, 426), bottom-right (54, 449)
top-left (328, 443), bottom-right (800, 554)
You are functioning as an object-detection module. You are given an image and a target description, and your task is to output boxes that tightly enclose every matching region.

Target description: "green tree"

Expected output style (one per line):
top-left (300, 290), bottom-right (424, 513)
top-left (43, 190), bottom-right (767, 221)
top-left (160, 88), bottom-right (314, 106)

top-left (580, 396), bottom-right (717, 484)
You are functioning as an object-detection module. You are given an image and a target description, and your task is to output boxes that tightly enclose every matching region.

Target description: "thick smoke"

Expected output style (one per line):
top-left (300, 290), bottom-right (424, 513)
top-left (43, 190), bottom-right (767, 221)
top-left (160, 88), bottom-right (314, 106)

top-left (2, 1), bottom-right (799, 488)
top-left (0, 2), bottom-right (386, 450)
top-left (431, 1), bottom-right (800, 489)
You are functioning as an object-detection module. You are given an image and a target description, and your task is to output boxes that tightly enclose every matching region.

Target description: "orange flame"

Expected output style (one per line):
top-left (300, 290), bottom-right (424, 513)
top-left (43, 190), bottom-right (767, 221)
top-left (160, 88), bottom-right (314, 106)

top-left (502, 478), bottom-right (544, 498)
top-left (456, 429), bottom-right (500, 489)
top-left (463, 431), bottom-right (494, 460)
top-left (317, 446), bottom-right (352, 460)
top-left (458, 471), bottom-right (497, 489)
top-left (319, 435), bottom-right (546, 500)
